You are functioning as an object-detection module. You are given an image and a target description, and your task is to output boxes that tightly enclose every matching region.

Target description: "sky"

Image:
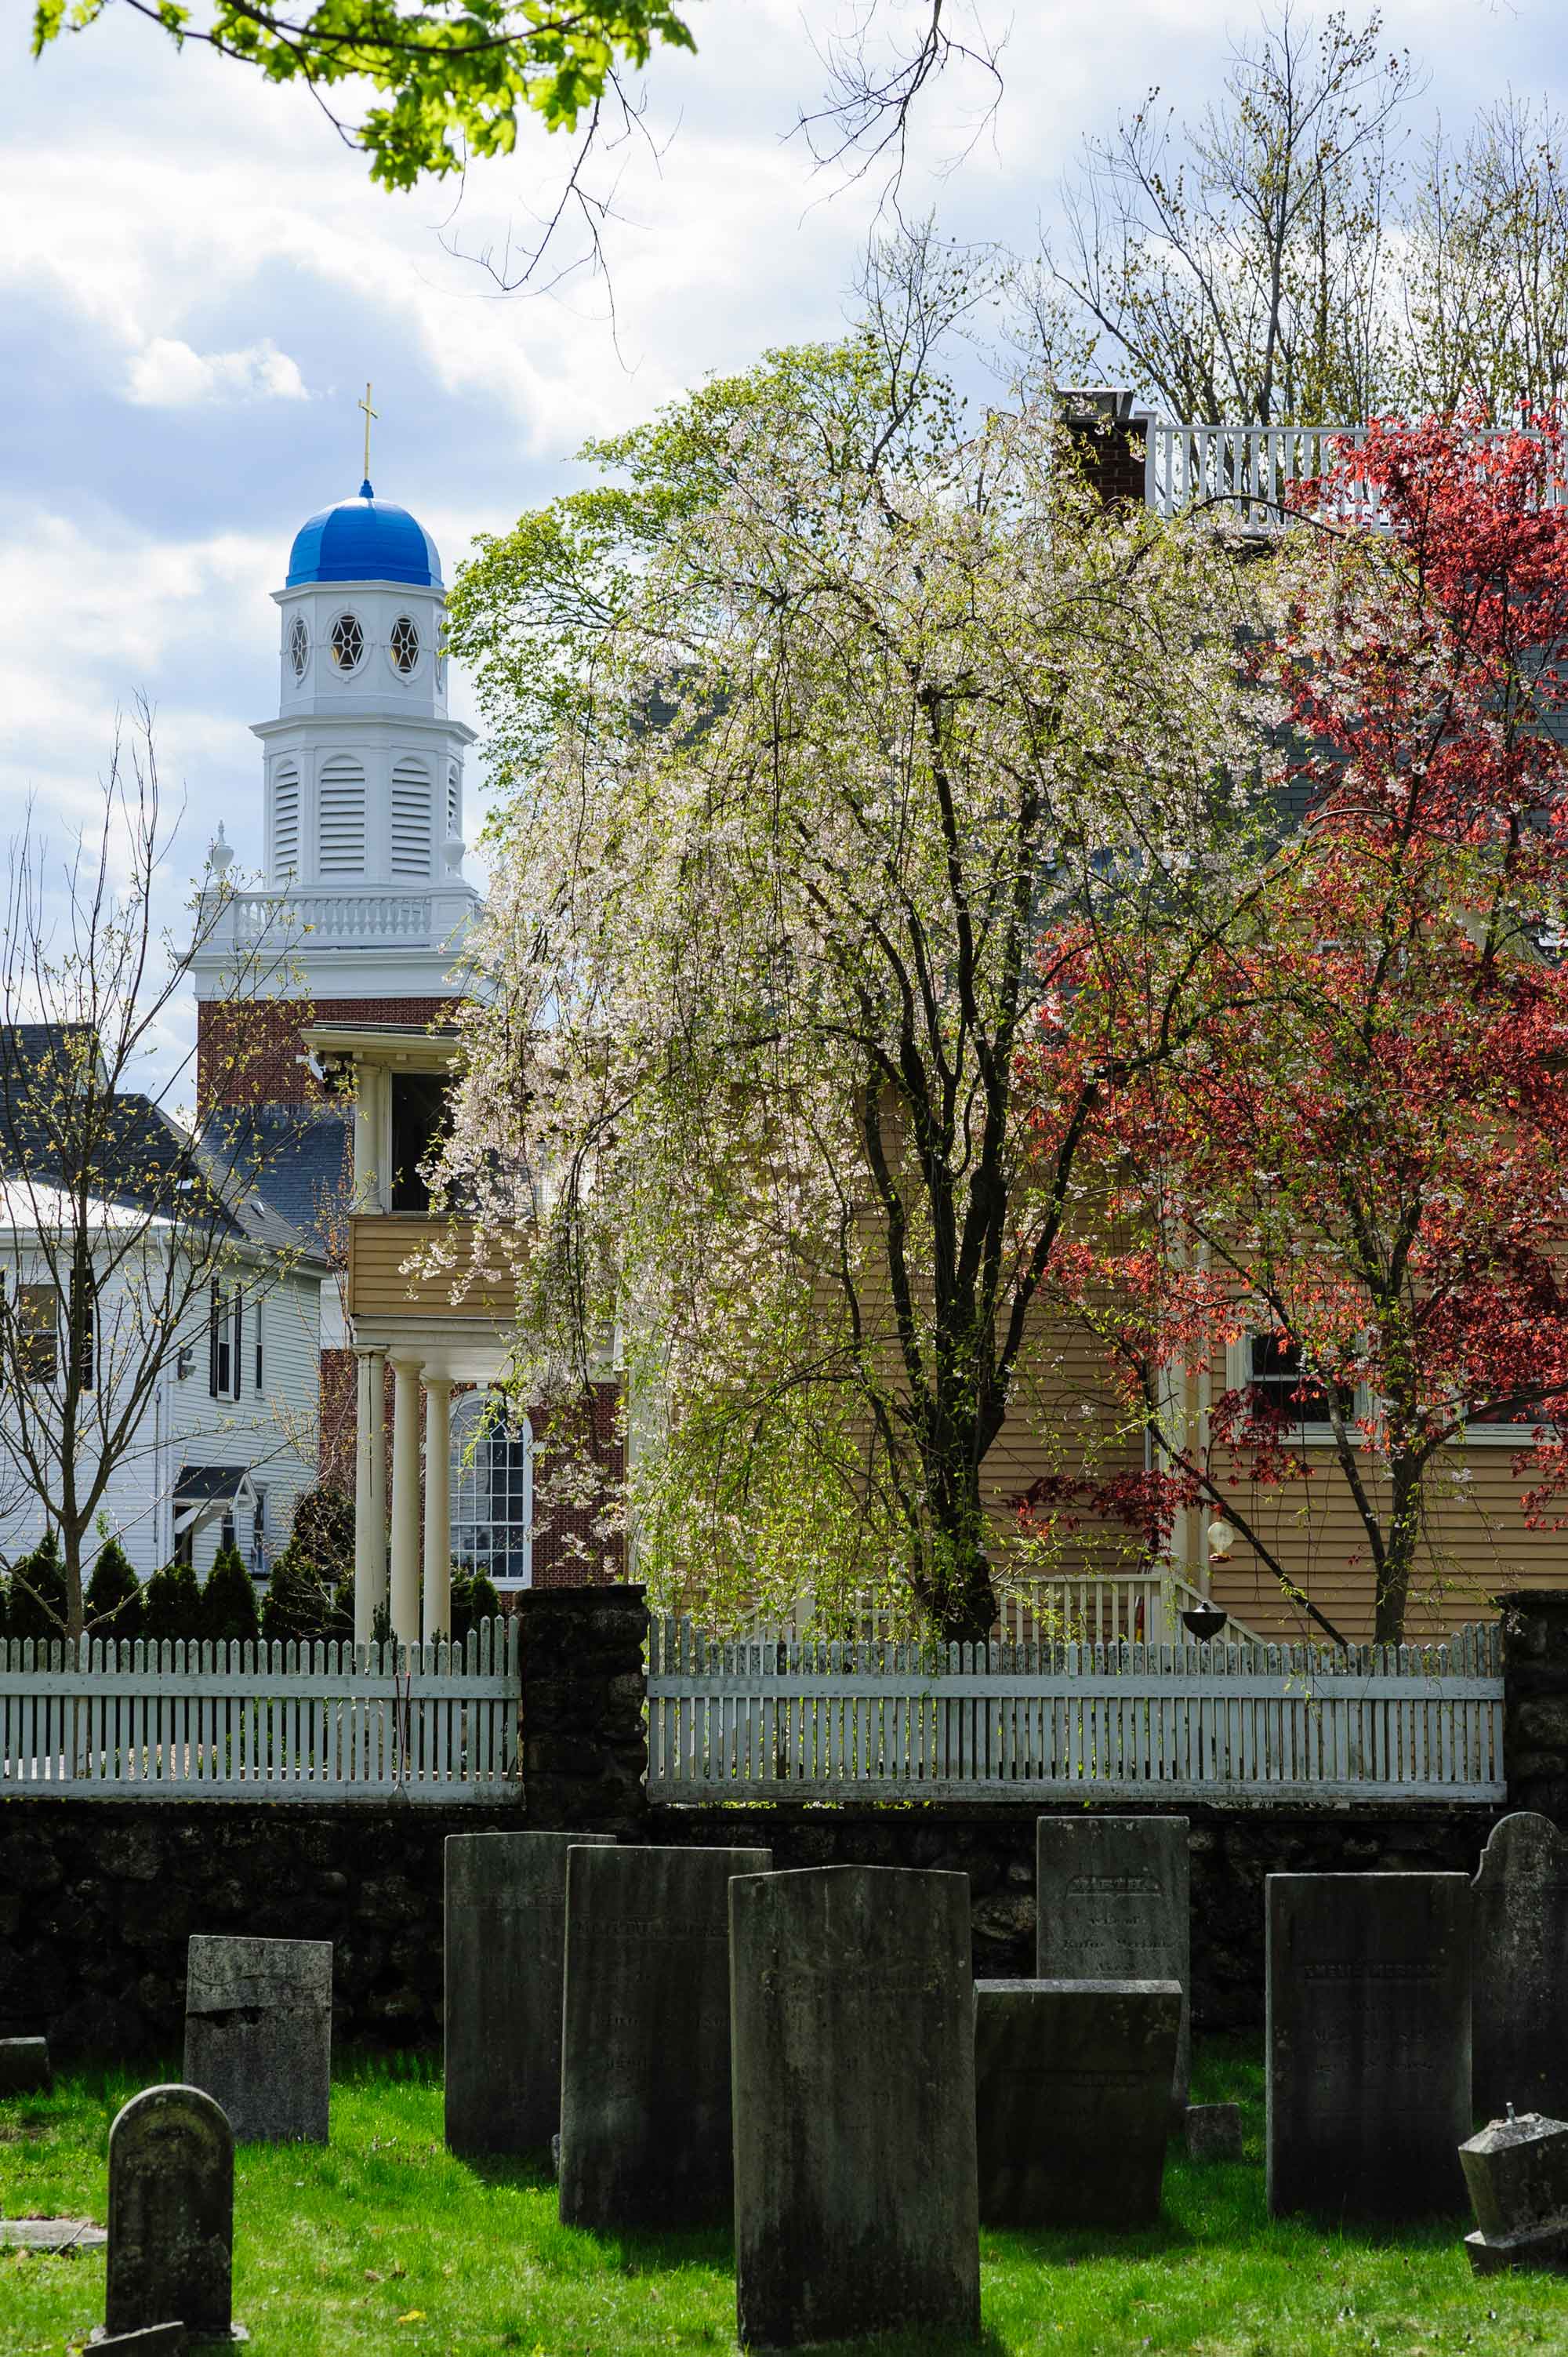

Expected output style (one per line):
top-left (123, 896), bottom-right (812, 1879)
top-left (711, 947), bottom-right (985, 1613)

top-left (4, 0), bottom-right (1566, 1091)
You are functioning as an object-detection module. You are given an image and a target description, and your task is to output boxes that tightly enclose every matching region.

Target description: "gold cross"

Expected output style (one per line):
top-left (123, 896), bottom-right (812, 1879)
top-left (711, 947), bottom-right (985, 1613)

top-left (358, 380), bottom-right (378, 483)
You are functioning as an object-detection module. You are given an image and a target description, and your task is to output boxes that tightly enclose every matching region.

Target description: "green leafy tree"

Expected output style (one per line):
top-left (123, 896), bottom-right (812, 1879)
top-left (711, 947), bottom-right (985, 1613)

top-left (143, 1556), bottom-right (203, 1644)
top-left (202, 1541), bottom-right (261, 1647)
top-left (84, 1535), bottom-right (143, 1643)
top-left (440, 236), bottom-right (1265, 1642)
top-left (31, 0), bottom-right (697, 191)
top-left (8, 1531), bottom-right (70, 1642)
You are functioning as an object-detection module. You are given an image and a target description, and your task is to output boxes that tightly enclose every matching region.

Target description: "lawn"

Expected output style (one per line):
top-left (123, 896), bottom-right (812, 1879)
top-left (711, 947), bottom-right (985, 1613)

top-left (4, 2039), bottom-right (1566, 2356)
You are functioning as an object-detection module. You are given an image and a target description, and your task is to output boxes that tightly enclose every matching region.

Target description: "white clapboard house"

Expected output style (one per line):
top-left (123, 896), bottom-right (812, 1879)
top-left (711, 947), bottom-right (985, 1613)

top-left (0, 1025), bottom-right (330, 1582)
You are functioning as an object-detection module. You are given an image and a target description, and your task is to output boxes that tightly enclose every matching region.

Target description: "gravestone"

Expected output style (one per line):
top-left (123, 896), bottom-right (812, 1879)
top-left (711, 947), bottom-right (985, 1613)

top-left (1266, 1873), bottom-right (1471, 2220)
top-left (731, 1865), bottom-right (979, 2351)
top-left (445, 1830), bottom-right (614, 2155)
top-left (103, 2084), bottom-right (242, 2344)
top-left (183, 1934), bottom-right (332, 2144)
top-left (0, 2036), bottom-right (50, 2093)
top-left (1185, 2102), bottom-right (1244, 2163)
top-left (1461, 2108), bottom-right (1568, 2275)
top-left (973, 1977), bottom-right (1179, 2227)
top-left (558, 1843), bottom-right (771, 2229)
top-left (1472, 1813), bottom-right (1568, 2122)
top-left (1036, 1815), bottom-right (1190, 2112)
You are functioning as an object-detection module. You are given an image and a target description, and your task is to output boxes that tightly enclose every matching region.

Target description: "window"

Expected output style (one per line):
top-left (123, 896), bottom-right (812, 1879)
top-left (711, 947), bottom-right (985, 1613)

top-left (289, 614), bottom-right (310, 678)
top-left (220, 1508), bottom-right (237, 1551)
top-left (330, 612), bottom-right (364, 671)
top-left (70, 1267), bottom-right (95, 1393)
top-left (208, 1284), bottom-right (242, 1403)
top-left (251, 1486), bottom-right (268, 1571)
top-left (390, 615), bottom-right (419, 674)
top-left (452, 1395), bottom-right (532, 1587)
top-left (15, 1283), bottom-right (60, 1383)
top-left (1245, 1335), bottom-right (1353, 1429)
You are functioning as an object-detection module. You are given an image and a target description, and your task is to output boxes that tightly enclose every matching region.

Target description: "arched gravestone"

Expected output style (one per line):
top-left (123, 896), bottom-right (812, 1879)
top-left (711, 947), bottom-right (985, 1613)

top-left (1472, 1814), bottom-right (1568, 2123)
top-left (730, 1865), bottom-right (980, 2352)
top-left (103, 2084), bottom-right (243, 2343)
top-left (444, 1829), bottom-right (614, 2155)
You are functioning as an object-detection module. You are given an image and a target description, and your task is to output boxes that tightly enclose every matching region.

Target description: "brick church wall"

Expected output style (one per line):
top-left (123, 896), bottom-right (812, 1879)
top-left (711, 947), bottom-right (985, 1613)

top-left (197, 994), bottom-right (463, 1109)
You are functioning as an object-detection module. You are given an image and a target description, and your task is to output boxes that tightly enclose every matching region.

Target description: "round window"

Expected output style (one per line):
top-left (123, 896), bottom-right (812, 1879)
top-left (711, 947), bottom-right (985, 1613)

top-left (390, 615), bottom-right (419, 674)
top-left (330, 612), bottom-right (364, 671)
top-left (288, 615), bottom-right (309, 678)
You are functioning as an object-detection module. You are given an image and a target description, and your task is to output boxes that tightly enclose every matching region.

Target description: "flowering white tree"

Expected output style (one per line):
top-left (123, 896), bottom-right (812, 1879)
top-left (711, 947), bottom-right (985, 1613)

top-left (444, 265), bottom-right (1267, 1639)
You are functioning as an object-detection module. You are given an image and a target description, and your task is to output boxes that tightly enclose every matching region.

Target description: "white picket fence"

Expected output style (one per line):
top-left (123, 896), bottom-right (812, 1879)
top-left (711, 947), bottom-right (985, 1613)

top-left (647, 1617), bottom-right (1505, 1803)
top-left (0, 1619), bottom-right (521, 1801)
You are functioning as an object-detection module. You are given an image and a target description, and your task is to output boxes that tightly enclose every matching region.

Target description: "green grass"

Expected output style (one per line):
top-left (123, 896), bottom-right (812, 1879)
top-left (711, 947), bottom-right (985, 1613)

top-left (3, 2039), bottom-right (1567, 2355)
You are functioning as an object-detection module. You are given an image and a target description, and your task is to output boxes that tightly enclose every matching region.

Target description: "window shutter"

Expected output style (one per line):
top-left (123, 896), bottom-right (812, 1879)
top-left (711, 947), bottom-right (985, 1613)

top-left (318, 757), bottom-right (366, 878)
top-left (390, 760), bottom-right (433, 878)
top-left (208, 1282), bottom-right (222, 1397)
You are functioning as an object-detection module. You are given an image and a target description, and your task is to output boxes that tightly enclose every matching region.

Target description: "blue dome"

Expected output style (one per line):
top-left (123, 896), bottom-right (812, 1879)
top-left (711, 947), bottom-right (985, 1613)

top-left (286, 481), bottom-right (442, 588)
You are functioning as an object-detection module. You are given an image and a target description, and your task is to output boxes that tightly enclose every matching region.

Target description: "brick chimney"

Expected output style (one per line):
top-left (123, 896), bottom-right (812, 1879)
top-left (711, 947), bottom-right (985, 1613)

top-left (1056, 386), bottom-right (1151, 512)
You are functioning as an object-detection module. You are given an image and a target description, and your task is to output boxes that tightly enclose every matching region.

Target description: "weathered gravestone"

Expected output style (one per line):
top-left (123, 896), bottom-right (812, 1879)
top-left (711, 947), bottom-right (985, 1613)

top-left (0, 2036), bottom-right (50, 2094)
top-left (558, 1843), bottom-right (771, 2229)
top-left (1185, 2102), bottom-right (1244, 2163)
top-left (731, 1865), bottom-right (980, 2352)
top-left (445, 1830), bottom-right (614, 2155)
top-left (1036, 1815), bottom-right (1190, 2114)
top-left (1266, 1873), bottom-right (1471, 2220)
top-left (0, 2216), bottom-right (106, 2250)
top-left (973, 1978), bottom-right (1180, 2227)
top-left (1472, 1814), bottom-right (1568, 2123)
top-left (183, 1935), bottom-right (332, 2145)
top-left (102, 2084), bottom-right (243, 2344)
top-left (1461, 2108), bottom-right (1568, 2275)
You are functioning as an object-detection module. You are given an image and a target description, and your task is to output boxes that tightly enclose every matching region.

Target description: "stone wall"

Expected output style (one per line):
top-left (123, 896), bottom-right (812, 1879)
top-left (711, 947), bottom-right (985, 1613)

top-left (5, 1582), bottom-right (1563, 2061)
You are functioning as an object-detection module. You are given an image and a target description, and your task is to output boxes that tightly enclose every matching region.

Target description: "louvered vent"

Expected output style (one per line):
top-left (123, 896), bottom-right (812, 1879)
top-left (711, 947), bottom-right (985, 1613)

top-left (391, 761), bottom-right (433, 878)
top-left (318, 757), bottom-right (367, 878)
top-left (446, 763), bottom-right (461, 841)
top-left (271, 764), bottom-right (300, 881)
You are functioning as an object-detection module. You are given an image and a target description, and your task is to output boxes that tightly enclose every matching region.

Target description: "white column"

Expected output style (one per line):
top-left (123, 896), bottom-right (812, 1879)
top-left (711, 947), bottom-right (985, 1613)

top-left (352, 1347), bottom-right (389, 1647)
top-left (389, 1355), bottom-right (423, 1647)
top-left (422, 1375), bottom-right (453, 1644)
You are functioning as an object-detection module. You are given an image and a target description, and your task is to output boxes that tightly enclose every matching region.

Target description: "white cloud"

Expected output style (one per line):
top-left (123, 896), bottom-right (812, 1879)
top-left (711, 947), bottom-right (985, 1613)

top-left (125, 336), bottom-right (308, 409)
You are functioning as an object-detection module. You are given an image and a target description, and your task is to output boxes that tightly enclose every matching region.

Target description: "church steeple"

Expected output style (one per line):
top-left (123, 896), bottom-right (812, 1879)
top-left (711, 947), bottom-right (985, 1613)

top-left (187, 472), bottom-right (481, 1022)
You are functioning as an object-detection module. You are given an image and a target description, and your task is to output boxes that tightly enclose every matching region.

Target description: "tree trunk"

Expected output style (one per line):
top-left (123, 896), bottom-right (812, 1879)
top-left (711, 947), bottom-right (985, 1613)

top-left (1371, 1457), bottom-right (1422, 1646)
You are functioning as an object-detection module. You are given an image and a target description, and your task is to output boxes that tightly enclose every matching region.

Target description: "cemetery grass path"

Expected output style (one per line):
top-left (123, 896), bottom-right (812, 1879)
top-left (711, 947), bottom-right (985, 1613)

top-left (4, 2041), bottom-right (1568, 2355)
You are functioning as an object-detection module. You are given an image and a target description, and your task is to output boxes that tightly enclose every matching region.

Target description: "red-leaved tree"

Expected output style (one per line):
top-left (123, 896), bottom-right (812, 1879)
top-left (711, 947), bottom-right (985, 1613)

top-left (1024, 414), bottom-right (1568, 1644)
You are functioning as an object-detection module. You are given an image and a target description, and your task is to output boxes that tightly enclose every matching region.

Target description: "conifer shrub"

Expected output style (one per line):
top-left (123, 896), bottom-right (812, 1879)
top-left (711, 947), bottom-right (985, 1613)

top-left (202, 1542), bottom-right (260, 1648)
top-left (85, 1536), bottom-right (143, 1646)
top-left (288, 1487), bottom-right (354, 1581)
top-left (259, 1545), bottom-right (339, 1647)
top-left (7, 1532), bottom-right (69, 1642)
top-left (142, 1556), bottom-right (203, 1646)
